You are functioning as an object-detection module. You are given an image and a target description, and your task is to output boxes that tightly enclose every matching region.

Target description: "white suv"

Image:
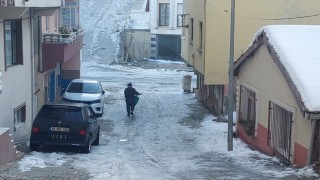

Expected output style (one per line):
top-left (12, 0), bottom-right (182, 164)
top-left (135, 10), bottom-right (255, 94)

top-left (63, 79), bottom-right (105, 116)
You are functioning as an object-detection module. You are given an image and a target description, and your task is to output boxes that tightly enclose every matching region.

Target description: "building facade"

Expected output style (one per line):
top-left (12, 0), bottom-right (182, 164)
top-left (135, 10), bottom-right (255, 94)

top-left (0, 0), bottom-right (61, 165)
top-left (149, 0), bottom-right (183, 60)
top-left (41, 0), bottom-right (83, 105)
top-left (234, 25), bottom-right (320, 167)
top-left (181, 0), bottom-right (320, 117)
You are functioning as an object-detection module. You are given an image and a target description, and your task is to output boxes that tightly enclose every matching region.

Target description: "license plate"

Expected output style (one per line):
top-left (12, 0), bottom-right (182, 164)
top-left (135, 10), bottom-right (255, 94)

top-left (50, 127), bottom-right (70, 132)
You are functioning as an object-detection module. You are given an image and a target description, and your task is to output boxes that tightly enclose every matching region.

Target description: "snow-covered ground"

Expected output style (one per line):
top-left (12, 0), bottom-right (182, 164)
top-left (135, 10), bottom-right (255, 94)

top-left (12, 1), bottom-right (319, 179)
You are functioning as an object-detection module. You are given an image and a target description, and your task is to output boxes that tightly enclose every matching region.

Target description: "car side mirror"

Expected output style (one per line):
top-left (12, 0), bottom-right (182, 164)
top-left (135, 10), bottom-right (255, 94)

top-left (102, 90), bottom-right (105, 95)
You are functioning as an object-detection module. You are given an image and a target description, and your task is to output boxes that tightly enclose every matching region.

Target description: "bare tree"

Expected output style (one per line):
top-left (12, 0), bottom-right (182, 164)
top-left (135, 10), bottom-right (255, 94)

top-left (119, 19), bottom-right (135, 63)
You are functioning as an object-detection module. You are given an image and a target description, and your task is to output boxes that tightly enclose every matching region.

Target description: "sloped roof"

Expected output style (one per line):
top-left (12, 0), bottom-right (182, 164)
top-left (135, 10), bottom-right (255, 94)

top-left (234, 25), bottom-right (320, 115)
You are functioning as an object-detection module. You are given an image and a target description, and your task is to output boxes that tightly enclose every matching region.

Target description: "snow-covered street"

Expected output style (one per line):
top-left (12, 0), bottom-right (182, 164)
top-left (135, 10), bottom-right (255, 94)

top-left (0, 60), bottom-right (318, 179)
top-left (0, 0), bottom-right (319, 179)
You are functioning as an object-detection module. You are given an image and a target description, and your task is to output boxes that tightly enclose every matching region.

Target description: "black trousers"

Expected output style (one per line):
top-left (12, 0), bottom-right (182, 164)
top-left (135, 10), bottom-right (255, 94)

top-left (125, 98), bottom-right (135, 114)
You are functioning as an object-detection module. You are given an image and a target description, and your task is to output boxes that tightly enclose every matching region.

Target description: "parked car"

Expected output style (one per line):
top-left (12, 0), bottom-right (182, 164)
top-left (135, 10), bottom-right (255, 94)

top-left (62, 79), bottom-right (105, 116)
top-left (30, 102), bottom-right (100, 153)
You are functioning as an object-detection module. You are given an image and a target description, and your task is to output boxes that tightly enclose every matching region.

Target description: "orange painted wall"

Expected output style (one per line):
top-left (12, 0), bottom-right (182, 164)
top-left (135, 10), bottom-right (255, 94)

top-left (238, 123), bottom-right (310, 166)
top-left (294, 143), bottom-right (308, 167)
top-left (237, 123), bottom-right (274, 156)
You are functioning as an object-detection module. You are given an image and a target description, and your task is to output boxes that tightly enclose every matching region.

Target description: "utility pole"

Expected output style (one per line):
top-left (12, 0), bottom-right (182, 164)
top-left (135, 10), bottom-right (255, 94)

top-left (228, 0), bottom-right (235, 151)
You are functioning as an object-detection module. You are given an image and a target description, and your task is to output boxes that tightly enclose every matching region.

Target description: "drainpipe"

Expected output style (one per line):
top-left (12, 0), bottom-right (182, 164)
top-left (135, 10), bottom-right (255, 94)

top-left (307, 119), bottom-right (316, 165)
top-left (30, 9), bottom-right (35, 122)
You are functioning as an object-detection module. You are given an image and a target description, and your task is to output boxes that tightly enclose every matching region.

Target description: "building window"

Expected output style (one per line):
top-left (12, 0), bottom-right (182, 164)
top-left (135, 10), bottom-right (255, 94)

top-left (198, 21), bottom-right (203, 51)
top-left (61, 1), bottom-right (79, 28)
top-left (239, 85), bottom-right (256, 136)
top-left (4, 20), bottom-right (23, 70)
top-left (176, 3), bottom-right (183, 27)
top-left (159, 3), bottom-right (170, 26)
top-left (45, 16), bottom-right (49, 32)
top-left (177, 3), bottom-right (183, 15)
top-left (14, 103), bottom-right (26, 131)
top-left (268, 101), bottom-right (293, 162)
top-left (190, 18), bottom-right (194, 43)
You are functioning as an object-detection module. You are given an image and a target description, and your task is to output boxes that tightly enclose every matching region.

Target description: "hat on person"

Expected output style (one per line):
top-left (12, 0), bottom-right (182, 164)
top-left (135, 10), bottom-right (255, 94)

top-left (128, 83), bottom-right (132, 87)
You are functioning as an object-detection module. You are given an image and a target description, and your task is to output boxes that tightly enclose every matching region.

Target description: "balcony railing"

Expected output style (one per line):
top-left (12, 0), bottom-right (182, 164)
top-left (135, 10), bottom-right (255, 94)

top-left (42, 28), bottom-right (84, 71)
top-left (43, 29), bottom-right (84, 45)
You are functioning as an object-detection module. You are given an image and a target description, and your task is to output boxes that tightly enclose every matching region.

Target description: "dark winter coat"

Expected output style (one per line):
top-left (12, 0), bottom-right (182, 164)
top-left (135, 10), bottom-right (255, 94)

top-left (124, 87), bottom-right (140, 104)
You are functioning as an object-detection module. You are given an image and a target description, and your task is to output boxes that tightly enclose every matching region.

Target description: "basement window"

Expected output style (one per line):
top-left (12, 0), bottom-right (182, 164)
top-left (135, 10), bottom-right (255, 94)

top-left (14, 103), bottom-right (26, 131)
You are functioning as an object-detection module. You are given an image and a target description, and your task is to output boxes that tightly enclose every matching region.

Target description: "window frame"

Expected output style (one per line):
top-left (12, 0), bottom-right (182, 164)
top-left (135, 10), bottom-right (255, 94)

top-left (158, 3), bottom-right (170, 26)
top-left (239, 84), bottom-right (258, 137)
top-left (198, 21), bottom-right (203, 52)
top-left (4, 19), bottom-right (23, 71)
top-left (190, 18), bottom-right (194, 44)
top-left (14, 103), bottom-right (26, 131)
top-left (60, 1), bottom-right (79, 28)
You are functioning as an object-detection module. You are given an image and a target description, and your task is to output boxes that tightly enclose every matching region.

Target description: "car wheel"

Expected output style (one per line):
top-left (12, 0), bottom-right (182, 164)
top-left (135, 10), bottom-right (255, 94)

top-left (83, 135), bottom-right (92, 153)
top-left (30, 142), bottom-right (40, 151)
top-left (92, 130), bottom-right (100, 145)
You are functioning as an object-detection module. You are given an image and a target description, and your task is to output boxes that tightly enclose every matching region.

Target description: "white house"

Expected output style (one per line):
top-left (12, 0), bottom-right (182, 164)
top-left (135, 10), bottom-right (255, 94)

top-left (0, 0), bottom-right (61, 165)
top-left (148, 0), bottom-right (183, 60)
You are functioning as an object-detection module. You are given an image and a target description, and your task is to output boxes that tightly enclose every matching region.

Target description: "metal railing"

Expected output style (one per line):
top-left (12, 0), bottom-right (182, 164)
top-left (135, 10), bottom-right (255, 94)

top-left (43, 29), bottom-right (84, 45)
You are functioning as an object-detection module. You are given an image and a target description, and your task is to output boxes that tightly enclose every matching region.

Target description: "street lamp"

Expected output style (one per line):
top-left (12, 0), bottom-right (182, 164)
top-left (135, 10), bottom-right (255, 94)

top-left (228, 0), bottom-right (235, 151)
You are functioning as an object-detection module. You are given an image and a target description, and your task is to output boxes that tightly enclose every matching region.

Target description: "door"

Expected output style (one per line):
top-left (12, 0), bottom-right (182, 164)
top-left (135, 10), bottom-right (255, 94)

top-left (312, 121), bottom-right (320, 164)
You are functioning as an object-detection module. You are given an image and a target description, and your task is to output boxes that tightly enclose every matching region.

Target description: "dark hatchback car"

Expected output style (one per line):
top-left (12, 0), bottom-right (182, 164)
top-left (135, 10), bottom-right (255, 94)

top-left (30, 102), bottom-right (100, 153)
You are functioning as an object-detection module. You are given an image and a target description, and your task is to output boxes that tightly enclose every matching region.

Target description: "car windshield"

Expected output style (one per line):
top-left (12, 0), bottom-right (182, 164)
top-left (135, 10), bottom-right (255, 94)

top-left (67, 82), bottom-right (100, 94)
top-left (37, 106), bottom-right (83, 122)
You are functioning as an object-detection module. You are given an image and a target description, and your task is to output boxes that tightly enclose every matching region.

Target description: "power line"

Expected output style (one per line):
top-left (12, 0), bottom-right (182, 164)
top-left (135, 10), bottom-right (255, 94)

top-left (237, 13), bottom-right (320, 21)
top-left (207, 0), bottom-right (320, 21)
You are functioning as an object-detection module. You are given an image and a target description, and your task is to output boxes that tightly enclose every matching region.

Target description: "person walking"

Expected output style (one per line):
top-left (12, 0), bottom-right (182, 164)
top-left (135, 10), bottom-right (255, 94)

top-left (124, 83), bottom-right (141, 117)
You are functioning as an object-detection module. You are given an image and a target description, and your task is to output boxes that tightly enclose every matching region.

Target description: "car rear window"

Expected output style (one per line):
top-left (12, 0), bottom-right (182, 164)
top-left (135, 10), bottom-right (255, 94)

top-left (37, 105), bottom-right (83, 122)
top-left (66, 82), bottom-right (100, 94)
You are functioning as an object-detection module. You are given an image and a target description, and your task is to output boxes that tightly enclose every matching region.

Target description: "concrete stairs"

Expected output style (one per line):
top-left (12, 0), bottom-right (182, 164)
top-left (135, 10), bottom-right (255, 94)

top-left (0, 128), bottom-right (17, 166)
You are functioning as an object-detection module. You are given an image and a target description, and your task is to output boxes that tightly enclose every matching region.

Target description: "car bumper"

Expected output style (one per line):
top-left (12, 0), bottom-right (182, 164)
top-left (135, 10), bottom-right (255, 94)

top-left (62, 98), bottom-right (104, 115)
top-left (30, 134), bottom-right (89, 147)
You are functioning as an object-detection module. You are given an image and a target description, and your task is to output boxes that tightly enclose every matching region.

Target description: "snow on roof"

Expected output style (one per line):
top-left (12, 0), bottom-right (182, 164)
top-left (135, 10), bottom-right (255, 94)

top-left (254, 25), bottom-right (320, 112)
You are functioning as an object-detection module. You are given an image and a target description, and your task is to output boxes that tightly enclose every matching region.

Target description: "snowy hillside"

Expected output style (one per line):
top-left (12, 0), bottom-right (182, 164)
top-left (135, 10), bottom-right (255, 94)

top-left (80, 0), bottom-right (146, 64)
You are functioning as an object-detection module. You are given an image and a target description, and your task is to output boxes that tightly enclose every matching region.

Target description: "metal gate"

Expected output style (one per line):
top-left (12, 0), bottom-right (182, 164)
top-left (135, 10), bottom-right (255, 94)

top-left (268, 101), bottom-right (293, 162)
